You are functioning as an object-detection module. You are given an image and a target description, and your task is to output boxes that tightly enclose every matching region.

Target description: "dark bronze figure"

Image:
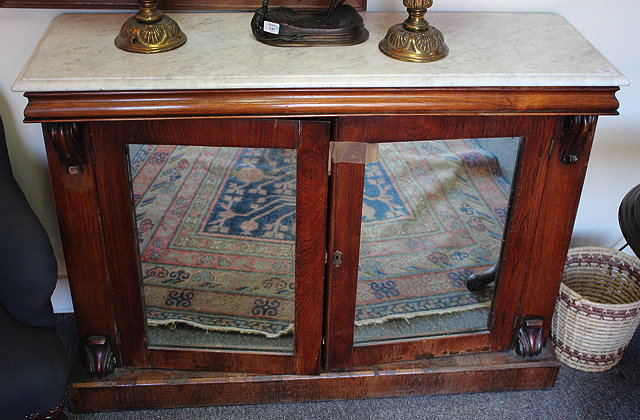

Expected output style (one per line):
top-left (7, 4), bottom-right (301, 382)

top-left (251, 0), bottom-right (368, 46)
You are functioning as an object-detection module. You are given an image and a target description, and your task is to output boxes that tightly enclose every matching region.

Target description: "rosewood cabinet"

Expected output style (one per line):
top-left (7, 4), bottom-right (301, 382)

top-left (13, 12), bottom-right (627, 412)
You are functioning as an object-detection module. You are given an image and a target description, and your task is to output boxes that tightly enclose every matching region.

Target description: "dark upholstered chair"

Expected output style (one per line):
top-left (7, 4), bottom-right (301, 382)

top-left (619, 184), bottom-right (640, 258)
top-left (0, 116), bottom-right (68, 419)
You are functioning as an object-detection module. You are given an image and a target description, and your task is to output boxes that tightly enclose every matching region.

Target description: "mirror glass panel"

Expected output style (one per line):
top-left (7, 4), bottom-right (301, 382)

top-left (127, 144), bottom-right (296, 352)
top-left (353, 138), bottom-right (521, 343)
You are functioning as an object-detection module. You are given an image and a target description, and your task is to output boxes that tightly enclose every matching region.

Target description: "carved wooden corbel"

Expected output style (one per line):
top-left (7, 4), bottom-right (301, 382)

top-left (515, 318), bottom-right (544, 357)
top-left (84, 335), bottom-right (116, 378)
top-left (559, 115), bottom-right (597, 165)
top-left (45, 122), bottom-right (87, 174)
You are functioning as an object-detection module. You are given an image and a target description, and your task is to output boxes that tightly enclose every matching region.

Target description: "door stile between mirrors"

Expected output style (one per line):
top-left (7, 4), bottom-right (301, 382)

top-left (324, 115), bottom-right (590, 369)
top-left (87, 118), bottom-right (329, 375)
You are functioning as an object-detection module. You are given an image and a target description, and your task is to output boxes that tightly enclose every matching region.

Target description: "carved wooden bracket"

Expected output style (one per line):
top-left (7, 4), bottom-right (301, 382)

top-left (515, 318), bottom-right (544, 357)
top-left (559, 115), bottom-right (596, 165)
top-left (84, 335), bottom-right (116, 378)
top-left (46, 122), bottom-right (87, 174)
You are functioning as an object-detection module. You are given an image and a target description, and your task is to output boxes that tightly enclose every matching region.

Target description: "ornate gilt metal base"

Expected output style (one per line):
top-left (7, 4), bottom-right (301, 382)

top-left (115, 0), bottom-right (186, 53)
top-left (251, 3), bottom-right (368, 47)
top-left (379, 0), bottom-right (448, 62)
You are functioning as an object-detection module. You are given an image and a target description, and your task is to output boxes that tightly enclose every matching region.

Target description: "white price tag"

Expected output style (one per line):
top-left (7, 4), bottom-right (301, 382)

top-left (264, 21), bottom-right (280, 35)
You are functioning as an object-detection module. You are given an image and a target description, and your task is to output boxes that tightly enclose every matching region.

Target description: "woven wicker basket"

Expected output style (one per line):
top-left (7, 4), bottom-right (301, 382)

top-left (551, 247), bottom-right (640, 372)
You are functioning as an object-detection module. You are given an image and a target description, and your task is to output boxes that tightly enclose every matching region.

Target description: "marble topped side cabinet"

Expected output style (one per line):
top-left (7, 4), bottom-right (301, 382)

top-left (13, 11), bottom-right (628, 412)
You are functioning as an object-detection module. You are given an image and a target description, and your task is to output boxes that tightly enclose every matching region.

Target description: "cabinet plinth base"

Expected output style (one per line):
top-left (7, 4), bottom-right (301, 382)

top-left (69, 347), bottom-right (560, 412)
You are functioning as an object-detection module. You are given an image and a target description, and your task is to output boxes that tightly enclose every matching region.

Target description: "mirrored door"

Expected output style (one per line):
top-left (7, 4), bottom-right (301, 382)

top-left (325, 133), bottom-right (526, 368)
top-left (92, 119), bottom-right (328, 375)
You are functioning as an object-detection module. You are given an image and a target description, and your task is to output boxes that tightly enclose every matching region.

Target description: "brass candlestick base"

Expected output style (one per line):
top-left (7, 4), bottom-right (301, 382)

top-left (379, 0), bottom-right (448, 62)
top-left (115, 0), bottom-right (186, 53)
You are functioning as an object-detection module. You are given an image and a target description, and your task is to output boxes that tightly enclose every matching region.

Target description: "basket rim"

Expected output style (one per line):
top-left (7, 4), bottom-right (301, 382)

top-left (558, 283), bottom-right (640, 310)
top-left (566, 246), bottom-right (640, 264)
top-left (562, 246), bottom-right (640, 309)
top-left (566, 246), bottom-right (640, 262)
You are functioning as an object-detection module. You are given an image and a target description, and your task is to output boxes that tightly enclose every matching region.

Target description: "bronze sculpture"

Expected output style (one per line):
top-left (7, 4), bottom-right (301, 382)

top-left (251, 0), bottom-right (368, 46)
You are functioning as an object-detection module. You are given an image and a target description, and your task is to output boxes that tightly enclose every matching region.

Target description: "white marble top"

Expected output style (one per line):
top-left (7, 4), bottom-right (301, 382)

top-left (12, 12), bottom-right (628, 92)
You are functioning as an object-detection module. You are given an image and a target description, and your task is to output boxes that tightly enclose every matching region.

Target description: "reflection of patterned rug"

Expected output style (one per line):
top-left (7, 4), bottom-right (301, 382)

top-left (355, 140), bottom-right (509, 325)
top-left (129, 140), bottom-right (511, 338)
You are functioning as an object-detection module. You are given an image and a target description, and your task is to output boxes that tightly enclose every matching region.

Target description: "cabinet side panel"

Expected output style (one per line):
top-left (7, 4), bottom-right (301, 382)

top-left (517, 116), bottom-right (598, 338)
top-left (42, 122), bottom-right (118, 351)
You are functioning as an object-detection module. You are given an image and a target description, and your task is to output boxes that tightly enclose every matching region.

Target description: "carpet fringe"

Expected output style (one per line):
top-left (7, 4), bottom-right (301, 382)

top-left (148, 319), bottom-right (294, 339)
top-left (147, 300), bottom-right (491, 338)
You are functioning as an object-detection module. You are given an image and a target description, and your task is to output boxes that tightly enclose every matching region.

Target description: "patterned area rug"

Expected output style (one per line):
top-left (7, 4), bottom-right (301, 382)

top-left (129, 140), bottom-right (512, 338)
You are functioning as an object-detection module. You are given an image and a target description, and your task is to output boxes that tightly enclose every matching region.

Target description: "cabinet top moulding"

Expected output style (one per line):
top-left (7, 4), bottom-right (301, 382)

top-left (22, 87), bottom-right (621, 122)
top-left (13, 13), bottom-right (628, 95)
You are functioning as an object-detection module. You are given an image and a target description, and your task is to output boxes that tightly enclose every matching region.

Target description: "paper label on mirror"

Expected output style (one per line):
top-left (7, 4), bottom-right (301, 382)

top-left (264, 21), bottom-right (280, 35)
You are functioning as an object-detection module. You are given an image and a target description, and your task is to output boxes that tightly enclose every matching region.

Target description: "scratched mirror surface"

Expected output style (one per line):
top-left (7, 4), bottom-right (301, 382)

top-left (353, 138), bottom-right (521, 344)
top-left (127, 144), bottom-right (296, 352)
